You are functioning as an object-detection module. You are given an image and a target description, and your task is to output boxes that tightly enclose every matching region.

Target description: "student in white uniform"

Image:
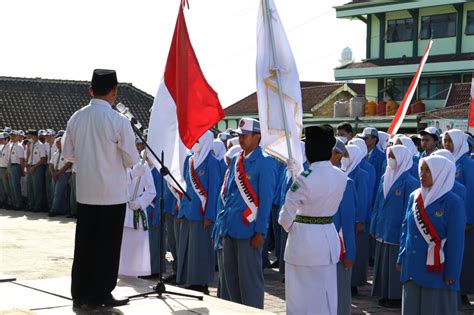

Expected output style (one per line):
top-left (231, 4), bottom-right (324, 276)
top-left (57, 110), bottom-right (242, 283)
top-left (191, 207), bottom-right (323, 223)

top-left (48, 137), bottom-right (73, 217)
top-left (8, 131), bottom-right (25, 210)
top-left (119, 158), bottom-right (156, 277)
top-left (279, 125), bottom-right (347, 315)
top-left (25, 129), bottom-right (47, 212)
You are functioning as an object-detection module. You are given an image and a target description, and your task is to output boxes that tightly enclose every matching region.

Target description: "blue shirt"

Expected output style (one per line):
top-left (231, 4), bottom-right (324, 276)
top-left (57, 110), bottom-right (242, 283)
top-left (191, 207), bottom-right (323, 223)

top-left (348, 166), bottom-right (370, 224)
top-left (455, 155), bottom-right (474, 225)
top-left (333, 178), bottom-right (357, 261)
top-left (178, 153), bottom-right (222, 222)
top-left (220, 146), bottom-right (277, 239)
top-left (359, 159), bottom-right (376, 208)
top-left (398, 191), bottom-right (465, 290)
top-left (367, 147), bottom-right (387, 198)
top-left (370, 171), bottom-right (418, 244)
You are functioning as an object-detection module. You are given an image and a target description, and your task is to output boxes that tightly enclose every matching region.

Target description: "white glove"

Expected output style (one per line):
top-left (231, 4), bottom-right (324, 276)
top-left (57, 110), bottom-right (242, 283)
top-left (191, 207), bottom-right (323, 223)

top-left (129, 200), bottom-right (140, 210)
top-left (287, 158), bottom-right (299, 173)
top-left (131, 164), bottom-right (146, 178)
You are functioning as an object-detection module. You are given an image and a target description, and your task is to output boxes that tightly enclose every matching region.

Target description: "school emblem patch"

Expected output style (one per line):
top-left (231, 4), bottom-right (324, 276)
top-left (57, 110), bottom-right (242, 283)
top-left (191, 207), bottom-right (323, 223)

top-left (199, 170), bottom-right (205, 176)
top-left (301, 169), bottom-right (312, 178)
top-left (395, 189), bottom-right (401, 196)
top-left (435, 209), bottom-right (444, 217)
top-left (290, 181), bottom-right (300, 192)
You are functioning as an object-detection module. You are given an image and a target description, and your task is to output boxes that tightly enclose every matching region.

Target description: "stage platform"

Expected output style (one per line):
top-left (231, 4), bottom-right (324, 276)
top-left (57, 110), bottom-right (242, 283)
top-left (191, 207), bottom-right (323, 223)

top-left (0, 276), bottom-right (271, 314)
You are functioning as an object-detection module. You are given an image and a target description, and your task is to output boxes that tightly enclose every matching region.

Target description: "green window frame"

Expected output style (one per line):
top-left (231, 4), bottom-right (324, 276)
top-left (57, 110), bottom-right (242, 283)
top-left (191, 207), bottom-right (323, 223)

top-left (387, 18), bottom-right (413, 43)
top-left (466, 10), bottom-right (474, 35)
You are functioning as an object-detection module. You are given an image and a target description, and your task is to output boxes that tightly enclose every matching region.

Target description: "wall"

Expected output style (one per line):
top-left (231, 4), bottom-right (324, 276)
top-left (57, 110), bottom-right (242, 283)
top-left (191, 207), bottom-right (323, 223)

top-left (462, 2), bottom-right (474, 53)
top-left (418, 6), bottom-right (457, 56)
top-left (370, 14), bottom-right (380, 59)
top-left (365, 79), bottom-right (378, 102)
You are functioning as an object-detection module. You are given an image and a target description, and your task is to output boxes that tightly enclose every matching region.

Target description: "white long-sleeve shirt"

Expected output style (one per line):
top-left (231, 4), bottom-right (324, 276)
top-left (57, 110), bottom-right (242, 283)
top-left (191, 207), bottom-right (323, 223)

top-left (62, 98), bottom-right (139, 205)
top-left (279, 161), bottom-right (347, 266)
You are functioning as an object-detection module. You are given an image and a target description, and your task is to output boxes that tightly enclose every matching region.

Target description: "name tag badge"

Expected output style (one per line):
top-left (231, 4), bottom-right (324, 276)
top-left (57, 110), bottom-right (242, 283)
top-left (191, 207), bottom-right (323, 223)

top-left (435, 209), bottom-right (444, 217)
top-left (199, 170), bottom-right (205, 176)
top-left (395, 189), bottom-right (401, 196)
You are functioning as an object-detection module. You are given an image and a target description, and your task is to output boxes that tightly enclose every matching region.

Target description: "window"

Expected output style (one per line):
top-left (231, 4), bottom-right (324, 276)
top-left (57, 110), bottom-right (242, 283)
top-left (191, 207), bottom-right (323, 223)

top-left (387, 78), bottom-right (411, 101)
top-left (466, 11), bottom-right (474, 35)
top-left (418, 76), bottom-right (455, 100)
top-left (420, 13), bottom-right (457, 39)
top-left (387, 18), bottom-right (413, 42)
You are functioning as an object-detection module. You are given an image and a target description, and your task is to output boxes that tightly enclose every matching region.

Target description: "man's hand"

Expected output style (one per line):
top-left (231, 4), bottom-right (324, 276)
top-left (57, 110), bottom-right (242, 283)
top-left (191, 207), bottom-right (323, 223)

top-left (343, 258), bottom-right (353, 269)
top-left (31, 165), bottom-right (37, 173)
top-left (287, 158), bottom-right (299, 173)
top-left (444, 278), bottom-right (455, 286)
top-left (250, 233), bottom-right (264, 249)
top-left (129, 200), bottom-right (140, 210)
top-left (356, 222), bottom-right (365, 235)
top-left (175, 217), bottom-right (182, 225)
top-left (370, 233), bottom-right (375, 239)
top-left (52, 171), bottom-right (58, 181)
top-left (395, 264), bottom-right (401, 272)
top-left (203, 218), bottom-right (213, 229)
top-left (131, 164), bottom-right (146, 178)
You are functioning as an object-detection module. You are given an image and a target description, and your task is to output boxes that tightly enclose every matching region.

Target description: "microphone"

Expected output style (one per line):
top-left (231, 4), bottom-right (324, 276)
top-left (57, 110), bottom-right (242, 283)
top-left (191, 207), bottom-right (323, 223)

top-left (115, 102), bottom-right (143, 132)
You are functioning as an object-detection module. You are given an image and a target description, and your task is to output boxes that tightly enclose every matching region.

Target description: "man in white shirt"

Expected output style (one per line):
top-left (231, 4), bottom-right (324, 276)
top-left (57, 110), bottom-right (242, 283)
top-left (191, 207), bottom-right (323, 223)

top-left (0, 132), bottom-right (10, 208)
top-left (7, 131), bottom-right (25, 210)
top-left (44, 129), bottom-right (56, 210)
top-left (25, 130), bottom-right (47, 212)
top-left (63, 69), bottom-right (138, 309)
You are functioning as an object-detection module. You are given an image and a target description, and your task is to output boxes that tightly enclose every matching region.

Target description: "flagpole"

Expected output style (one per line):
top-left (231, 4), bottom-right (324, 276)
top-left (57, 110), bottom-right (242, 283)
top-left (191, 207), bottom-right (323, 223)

top-left (263, 0), bottom-right (295, 178)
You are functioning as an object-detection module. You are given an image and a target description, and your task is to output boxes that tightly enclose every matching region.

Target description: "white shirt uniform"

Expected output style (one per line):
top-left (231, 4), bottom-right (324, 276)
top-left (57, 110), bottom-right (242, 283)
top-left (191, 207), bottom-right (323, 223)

top-left (45, 142), bottom-right (57, 164)
top-left (0, 144), bottom-right (9, 167)
top-left (62, 98), bottom-right (138, 205)
top-left (28, 141), bottom-right (47, 165)
top-left (9, 142), bottom-right (25, 165)
top-left (50, 150), bottom-right (71, 172)
top-left (119, 162), bottom-right (156, 276)
top-left (279, 160), bottom-right (347, 315)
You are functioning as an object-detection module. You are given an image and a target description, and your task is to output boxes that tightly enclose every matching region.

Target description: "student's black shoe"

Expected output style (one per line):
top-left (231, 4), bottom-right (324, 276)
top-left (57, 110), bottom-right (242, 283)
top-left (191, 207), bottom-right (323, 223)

top-left (384, 299), bottom-right (401, 308)
top-left (270, 260), bottom-right (280, 268)
top-left (48, 212), bottom-right (59, 217)
top-left (163, 274), bottom-right (177, 284)
top-left (89, 295), bottom-right (129, 308)
top-left (185, 284), bottom-right (209, 295)
top-left (461, 294), bottom-right (471, 306)
top-left (351, 286), bottom-right (358, 296)
top-left (377, 298), bottom-right (388, 306)
top-left (138, 273), bottom-right (159, 280)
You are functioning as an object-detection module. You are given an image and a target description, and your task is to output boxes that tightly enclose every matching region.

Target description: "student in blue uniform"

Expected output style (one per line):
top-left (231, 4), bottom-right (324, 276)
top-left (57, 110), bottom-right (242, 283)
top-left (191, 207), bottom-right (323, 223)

top-left (348, 138), bottom-right (376, 206)
top-left (394, 135), bottom-right (420, 181)
top-left (357, 127), bottom-right (386, 196)
top-left (397, 155), bottom-right (465, 315)
top-left (176, 131), bottom-right (221, 294)
top-left (431, 150), bottom-right (466, 204)
top-left (331, 138), bottom-right (356, 315)
top-left (220, 118), bottom-right (277, 309)
top-left (417, 127), bottom-right (440, 159)
top-left (342, 145), bottom-right (370, 296)
top-left (162, 181), bottom-right (182, 284)
top-left (370, 145), bottom-right (418, 308)
top-left (443, 129), bottom-right (474, 305)
top-left (211, 139), bottom-right (228, 177)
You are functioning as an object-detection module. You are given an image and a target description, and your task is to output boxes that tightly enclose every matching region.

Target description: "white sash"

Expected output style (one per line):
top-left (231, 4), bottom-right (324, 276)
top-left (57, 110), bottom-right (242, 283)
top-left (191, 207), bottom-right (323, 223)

top-left (234, 152), bottom-right (259, 224)
top-left (189, 157), bottom-right (208, 214)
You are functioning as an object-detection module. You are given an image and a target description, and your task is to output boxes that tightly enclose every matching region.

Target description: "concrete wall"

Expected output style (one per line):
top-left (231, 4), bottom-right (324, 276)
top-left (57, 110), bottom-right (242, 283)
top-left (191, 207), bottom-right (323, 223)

top-left (365, 79), bottom-right (379, 102)
top-left (370, 14), bottom-right (380, 59)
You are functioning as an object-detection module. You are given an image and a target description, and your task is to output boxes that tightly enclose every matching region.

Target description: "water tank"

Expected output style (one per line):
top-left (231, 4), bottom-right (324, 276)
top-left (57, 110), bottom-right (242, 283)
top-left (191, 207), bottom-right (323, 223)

top-left (333, 99), bottom-right (348, 118)
top-left (411, 100), bottom-right (425, 114)
top-left (386, 100), bottom-right (398, 116)
top-left (376, 101), bottom-right (386, 116)
top-left (350, 97), bottom-right (366, 117)
top-left (365, 101), bottom-right (377, 116)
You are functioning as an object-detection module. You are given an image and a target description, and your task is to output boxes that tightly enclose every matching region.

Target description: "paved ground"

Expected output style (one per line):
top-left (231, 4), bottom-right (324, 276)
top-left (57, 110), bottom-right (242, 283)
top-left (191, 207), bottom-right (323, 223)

top-left (1, 208), bottom-right (474, 314)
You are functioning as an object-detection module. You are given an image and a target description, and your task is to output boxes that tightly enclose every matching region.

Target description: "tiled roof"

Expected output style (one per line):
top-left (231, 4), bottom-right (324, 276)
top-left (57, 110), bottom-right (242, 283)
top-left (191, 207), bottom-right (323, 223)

top-left (420, 82), bottom-right (471, 119)
top-left (337, 53), bottom-right (474, 70)
top-left (224, 82), bottom-right (365, 116)
top-left (0, 76), bottom-right (153, 131)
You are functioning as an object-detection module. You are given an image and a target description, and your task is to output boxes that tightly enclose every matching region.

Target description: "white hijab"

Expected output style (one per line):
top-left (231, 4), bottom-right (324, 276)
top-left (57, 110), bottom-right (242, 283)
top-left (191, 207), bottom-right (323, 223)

top-left (419, 155), bottom-right (455, 207)
top-left (224, 145), bottom-right (242, 165)
top-left (211, 139), bottom-right (226, 160)
top-left (349, 138), bottom-right (368, 157)
top-left (383, 145), bottom-right (413, 198)
top-left (431, 149), bottom-right (455, 163)
top-left (227, 137), bottom-right (239, 148)
top-left (192, 131), bottom-right (214, 168)
top-left (300, 140), bottom-right (307, 164)
top-left (444, 129), bottom-right (469, 162)
top-left (377, 131), bottom-right (390, 152)
top-left (343, 145), bottom-right (363, 175)
top-left (395, 135), bottom-right (418, 156)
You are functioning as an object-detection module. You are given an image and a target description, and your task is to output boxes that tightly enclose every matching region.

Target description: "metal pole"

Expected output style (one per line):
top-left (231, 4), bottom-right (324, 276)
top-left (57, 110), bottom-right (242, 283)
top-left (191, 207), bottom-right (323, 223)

top-left (263, 0), bottom-right (295, 178)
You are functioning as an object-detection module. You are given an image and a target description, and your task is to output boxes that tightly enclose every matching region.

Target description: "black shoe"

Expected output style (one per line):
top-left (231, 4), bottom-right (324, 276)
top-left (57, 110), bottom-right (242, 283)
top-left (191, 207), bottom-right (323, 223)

top-left (138, 273), bottom-right (159, 280)
top-left (185, 285), bottom-right (209, 295)
top-left (384, 299), bottom-right (401, 308)
top-left (163, 274), bottom-right (177, 284)
top-left (378, 298), bottom-right (388, 306)
top-left (97, 296), bottom-right (130, 307)
top-left (461, 294), bottom-right (471, 306)
top-left (48, 212), bottom-right (59, 217)
top-left (72, 299), bottom-right (91, 310)
top-left (351, 286), bottom-right (358, 296)
top-left (270, 260), bottom-right (280, 268)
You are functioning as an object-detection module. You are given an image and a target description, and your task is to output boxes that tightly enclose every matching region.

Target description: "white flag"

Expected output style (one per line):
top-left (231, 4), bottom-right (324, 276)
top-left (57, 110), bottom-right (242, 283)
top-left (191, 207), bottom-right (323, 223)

top-left (256, 0), bottom-right (303, 172)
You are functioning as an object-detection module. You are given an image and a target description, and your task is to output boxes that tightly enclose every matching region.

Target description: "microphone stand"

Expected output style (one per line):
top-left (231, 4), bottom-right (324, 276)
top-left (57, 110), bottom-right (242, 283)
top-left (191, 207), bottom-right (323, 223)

top-left (125, 121), bottom-right (202, 301)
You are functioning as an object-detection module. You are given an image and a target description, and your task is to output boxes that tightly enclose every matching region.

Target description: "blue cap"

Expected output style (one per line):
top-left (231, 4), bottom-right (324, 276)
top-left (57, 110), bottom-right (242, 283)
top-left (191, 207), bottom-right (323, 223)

top-left (357, 127), bottom-right (379, 139)
top-left (420, 127), bottom-right (441, 141)
top-left (0, 132), bottom-right (8, 139)
top-left (333, 137), bottom-right (346, 154)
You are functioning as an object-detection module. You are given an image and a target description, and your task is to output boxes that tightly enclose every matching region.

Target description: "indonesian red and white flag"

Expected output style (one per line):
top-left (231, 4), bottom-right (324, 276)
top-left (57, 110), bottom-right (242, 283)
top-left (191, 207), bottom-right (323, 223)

top-left (388, 39), bottom-right (433, 135)
top-left (256, 0), bottom-right (303, 173)
top-left (147, 6), bottom-right (224, 189)
top-left (469, 73), bottom-right (474, 129)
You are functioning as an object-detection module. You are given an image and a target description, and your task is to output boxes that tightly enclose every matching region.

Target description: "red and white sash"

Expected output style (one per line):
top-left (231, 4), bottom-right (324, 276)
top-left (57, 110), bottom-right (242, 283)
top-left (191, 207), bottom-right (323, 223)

top-left (167, 181), bottom-right (182, 212)
top-left (338, 229), bottom-right (346, 261)
top-left (220, 168), bottom-right (230, 203)
top-left (413, 191), bottom-right (446, 273)
top-left (189, 157), bottom-right (208, 215)
top-left (234, 152), bottom-right (259, 225)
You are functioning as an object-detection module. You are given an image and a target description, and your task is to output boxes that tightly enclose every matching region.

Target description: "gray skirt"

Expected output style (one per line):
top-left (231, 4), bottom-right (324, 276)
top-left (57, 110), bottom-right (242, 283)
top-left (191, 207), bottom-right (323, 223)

top-left (351, 230), bottom-right (369, 287)
top-left (337, 262), bottom-right (352, 315)
top-left (402, 280), bottom-right (458, 315)
top-left (372, 241), bottom-right (402, 299)
top-left (460, 230), bottom-right (474, 294)
top-left (176, 217), bottom-right (215, 285)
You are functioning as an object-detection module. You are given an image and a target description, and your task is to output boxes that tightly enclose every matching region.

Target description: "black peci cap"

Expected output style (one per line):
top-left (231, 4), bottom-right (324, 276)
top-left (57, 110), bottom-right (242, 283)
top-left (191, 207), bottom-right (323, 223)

top-left (91, 69), bottom-right (118, 91)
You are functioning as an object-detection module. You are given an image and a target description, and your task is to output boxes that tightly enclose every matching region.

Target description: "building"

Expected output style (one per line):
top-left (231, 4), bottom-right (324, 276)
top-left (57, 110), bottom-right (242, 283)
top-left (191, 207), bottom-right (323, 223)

top-left (220, 81), bottom-right (365, 131)
top-left (334, 0), bottom-right (474, 114)
top-left (0, 76), bottom-right (153, 131)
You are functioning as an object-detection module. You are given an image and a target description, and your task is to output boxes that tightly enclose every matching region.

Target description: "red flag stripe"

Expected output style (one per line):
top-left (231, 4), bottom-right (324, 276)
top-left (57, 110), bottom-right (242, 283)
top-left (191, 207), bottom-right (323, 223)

top-left (469, 73), bottom-right (474, 129)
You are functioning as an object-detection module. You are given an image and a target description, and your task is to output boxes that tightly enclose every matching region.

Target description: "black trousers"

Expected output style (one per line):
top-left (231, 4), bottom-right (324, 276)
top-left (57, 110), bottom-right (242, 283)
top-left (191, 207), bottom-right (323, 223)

top-left (71, 202), bottom-right (126, 302)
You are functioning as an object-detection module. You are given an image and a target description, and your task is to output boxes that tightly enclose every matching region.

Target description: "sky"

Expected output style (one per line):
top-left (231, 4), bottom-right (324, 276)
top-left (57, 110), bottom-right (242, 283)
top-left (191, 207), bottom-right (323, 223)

top-left (0, 0), bottom-right (365, 108)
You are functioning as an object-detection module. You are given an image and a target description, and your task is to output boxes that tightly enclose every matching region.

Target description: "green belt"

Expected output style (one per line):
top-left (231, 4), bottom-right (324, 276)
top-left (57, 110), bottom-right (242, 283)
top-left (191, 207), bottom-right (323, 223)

top-left (294, 215), bottom-right (333, 225)
top-left (133, 209), bottom-right (148, 231)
